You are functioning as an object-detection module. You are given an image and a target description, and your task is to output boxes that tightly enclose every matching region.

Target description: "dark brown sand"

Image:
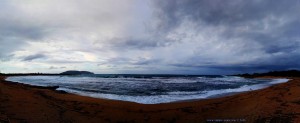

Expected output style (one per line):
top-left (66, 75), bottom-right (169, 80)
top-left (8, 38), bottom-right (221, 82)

top-left (1, 75), bottom-right (300, 123)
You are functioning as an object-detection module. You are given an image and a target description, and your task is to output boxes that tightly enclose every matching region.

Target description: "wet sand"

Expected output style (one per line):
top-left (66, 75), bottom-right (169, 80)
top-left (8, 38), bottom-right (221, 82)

top-left (1, 75), bottom-right (300, 123)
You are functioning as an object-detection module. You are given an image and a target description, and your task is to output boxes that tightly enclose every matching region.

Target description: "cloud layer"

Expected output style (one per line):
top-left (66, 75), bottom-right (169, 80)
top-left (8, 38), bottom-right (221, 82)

top-left (1, 0), bottom-right (300, 74)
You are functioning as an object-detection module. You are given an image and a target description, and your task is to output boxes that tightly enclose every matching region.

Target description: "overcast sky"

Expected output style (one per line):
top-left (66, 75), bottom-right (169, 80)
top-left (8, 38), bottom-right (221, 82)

top-left (1, 0), bottom-right (300, 74)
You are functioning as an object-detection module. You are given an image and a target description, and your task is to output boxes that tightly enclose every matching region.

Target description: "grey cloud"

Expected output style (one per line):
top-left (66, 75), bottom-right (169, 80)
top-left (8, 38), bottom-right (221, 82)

top-left (0, 53), bottom-right (14, 62)
top-left (132, 59), bottom-right (159, 65)
top-left (49, 66), bottom-right (66, 69)
top-left (0, 21), bottom-right (47, 40)
top-left (0, 5), bottom-right (54, 61)
top-left (23, 54), bottom-right (47, 61)
top-left (47, 60), bottom-right (95, 64)
top-left (105, 37), bottom-right (176, 50)
top-left (104, 57), bottom-right (159, 66)
top-left (0, 25), bottom-right (47, 60)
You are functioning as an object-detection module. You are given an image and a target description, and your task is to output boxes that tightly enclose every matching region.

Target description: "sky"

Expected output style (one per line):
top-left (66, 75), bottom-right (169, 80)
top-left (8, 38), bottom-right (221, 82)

top-left (1, 0), bottom-right (300, 74)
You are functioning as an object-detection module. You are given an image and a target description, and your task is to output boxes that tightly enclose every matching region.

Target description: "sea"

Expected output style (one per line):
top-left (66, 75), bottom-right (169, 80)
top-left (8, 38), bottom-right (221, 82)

top-left (6, 74), bottom-right (289, 104)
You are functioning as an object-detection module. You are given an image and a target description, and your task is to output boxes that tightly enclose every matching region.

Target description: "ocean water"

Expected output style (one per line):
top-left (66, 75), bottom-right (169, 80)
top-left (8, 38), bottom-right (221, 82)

top-left (6, 75), bottom-right (289, 104)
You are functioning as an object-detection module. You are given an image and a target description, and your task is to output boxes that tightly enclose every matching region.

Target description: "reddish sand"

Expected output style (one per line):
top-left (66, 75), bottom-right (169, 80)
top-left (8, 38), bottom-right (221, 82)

top-left (1, 75), bottom-right (300, 123)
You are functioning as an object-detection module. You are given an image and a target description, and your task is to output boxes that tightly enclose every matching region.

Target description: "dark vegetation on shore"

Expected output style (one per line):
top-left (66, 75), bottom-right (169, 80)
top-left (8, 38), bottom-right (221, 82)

top-left (236, 70), bottom-right (300, 78)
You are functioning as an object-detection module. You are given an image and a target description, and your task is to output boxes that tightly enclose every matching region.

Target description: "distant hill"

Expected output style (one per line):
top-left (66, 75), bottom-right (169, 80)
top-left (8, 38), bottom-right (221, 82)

top-left (60, 70), bottom-right (94, 75)
top-left (236, 70), bottom-right (300, 77)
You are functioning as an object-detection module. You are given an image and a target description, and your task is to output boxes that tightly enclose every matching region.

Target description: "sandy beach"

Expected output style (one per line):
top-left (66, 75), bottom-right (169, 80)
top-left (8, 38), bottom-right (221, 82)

top-left (1, 75), bottom-right (300, 123)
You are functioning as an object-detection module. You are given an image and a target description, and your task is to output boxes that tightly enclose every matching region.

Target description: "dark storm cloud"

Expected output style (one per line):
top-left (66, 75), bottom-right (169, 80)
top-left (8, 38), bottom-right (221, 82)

top-left (172, 50), bottom-right (300, 74)
top-left (23, 54), bottom-right (47, 61)
top-left (151, 0), bottom-right (300, 73)
top-left (152, 0), bottom-right (300, 29)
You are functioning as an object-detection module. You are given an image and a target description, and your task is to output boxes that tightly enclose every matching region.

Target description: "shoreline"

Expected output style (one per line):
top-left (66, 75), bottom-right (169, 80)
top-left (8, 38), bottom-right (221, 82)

top-left (4, 76), bottom-right (289, 105)
top-left (1, 75), bottom-right (300, 122)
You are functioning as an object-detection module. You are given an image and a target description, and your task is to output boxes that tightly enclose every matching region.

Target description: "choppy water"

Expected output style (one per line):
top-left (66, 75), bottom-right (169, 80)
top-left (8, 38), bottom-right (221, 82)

top-left (6, 75), bottom-right (289, 104)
